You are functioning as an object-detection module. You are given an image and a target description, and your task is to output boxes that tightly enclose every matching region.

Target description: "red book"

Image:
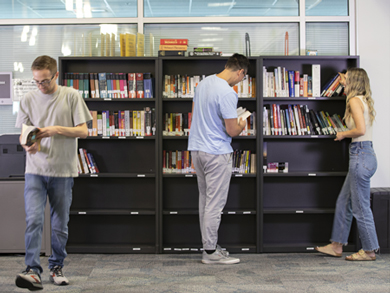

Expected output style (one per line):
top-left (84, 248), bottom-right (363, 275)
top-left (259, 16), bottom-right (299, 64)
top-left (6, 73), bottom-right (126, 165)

top-left (160, 39), bottom-right (188, 45)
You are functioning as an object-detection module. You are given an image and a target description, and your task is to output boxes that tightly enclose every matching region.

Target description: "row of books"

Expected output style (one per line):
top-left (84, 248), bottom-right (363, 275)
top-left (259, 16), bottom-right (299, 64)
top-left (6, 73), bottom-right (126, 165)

top-left (321, 73), bottom-right (345, 97)
top-left (263, 104), bottom-right (346, 136)
top-left (158, 39), bottom-right (188, 57)
top-left (262, 65), bottom-right (321, 98)
top-left (163, 74), bottom-right (255, 98)
top-left (63, 72), bottom-right (154, 99)
top-left (163, 150), bottom-right (195, 174)
top-left (88, 108), bottom-right (156, 137)
top-left (162, 150), bottom-right (256, 174)
top-left (163, 113), bottom-right (192, 136)
top-left (118, 33), bottom-right (144, 57)
top-left (78, 148), bottom-right (99, 174)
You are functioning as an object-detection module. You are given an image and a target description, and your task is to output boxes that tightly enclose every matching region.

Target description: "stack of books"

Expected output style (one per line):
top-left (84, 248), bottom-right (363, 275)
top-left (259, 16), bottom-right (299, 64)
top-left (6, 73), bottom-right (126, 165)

top-left (158, 39), bottom-right (188, 56)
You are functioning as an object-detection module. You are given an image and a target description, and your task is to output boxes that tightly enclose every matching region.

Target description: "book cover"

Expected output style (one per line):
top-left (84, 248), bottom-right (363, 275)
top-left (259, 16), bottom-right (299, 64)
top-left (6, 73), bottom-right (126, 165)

top-left (128, 73), bottom-right (136, 98)
top-left (98, 73), bottom-right (108, 98)
top-left (160, 39), bottom-right (188, 45)
top-left (158, 50), bottom-right (186, 57)
top-left (312, 64), bottom-right (321, 97)
top-left (21, 124), bottom-right (40, 148)
top-left (136, 73), bottom-right (144, 98)
top-left (143, 73), bottom-right (153, 98)
top-left (159, 45), bottom-right (188, 51)
top-left (294, 71), bottom-right (300, 97)
top-left (188, 51), bottom-right (221, 57)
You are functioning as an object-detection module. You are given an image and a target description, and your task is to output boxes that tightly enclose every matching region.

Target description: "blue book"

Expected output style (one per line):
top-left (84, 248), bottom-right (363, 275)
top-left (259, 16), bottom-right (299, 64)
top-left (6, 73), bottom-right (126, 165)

top-left (143, 73), bottom-right (153, 98)
top-left (288, 71), bottom-right (295, 97)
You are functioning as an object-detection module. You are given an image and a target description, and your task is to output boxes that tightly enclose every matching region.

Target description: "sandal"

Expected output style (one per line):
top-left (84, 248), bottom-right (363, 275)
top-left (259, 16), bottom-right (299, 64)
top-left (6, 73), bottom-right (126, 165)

top-left (315, 244), bottom-right (342, 257)
top-left (345, 249), bottom-right (376, 261)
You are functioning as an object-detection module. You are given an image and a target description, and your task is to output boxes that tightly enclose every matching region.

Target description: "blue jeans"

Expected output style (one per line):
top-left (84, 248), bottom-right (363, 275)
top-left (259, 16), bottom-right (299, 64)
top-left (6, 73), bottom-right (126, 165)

top-left (24, 174), bottom-right (73, 273)
top-left (331, 141), bottom-right (379, 251)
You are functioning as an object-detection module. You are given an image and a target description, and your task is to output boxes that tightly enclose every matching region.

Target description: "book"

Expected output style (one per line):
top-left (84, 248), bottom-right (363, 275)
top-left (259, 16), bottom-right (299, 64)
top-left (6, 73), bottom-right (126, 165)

top-left (194, 47), bottom-right (213, 52)
top-left (21, 124), bottom-right (40, 148)
top-left (158, 50), bottom-right (186, 57)
top-left (237, 107), bottom-right (252, 121)
top-left (160, 39), bottom-right (188, 45)
top-left (188, 51), bottom-right (221, 57)
top-left (136, 73), bottom-right (144, 98)
top-left (312, 64), bottom-right (321, 97)
top-left (159, 45), bottom-right (188, 51)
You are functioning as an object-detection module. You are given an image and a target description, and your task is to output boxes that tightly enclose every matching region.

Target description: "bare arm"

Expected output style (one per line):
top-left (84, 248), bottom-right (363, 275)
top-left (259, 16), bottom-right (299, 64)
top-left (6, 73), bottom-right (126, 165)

top-left (335, 97), bottom-right (366, 141)
top-left (37, 123), bottom-right (89, 140)
top-left (225, 117), bottom-right (246, 137)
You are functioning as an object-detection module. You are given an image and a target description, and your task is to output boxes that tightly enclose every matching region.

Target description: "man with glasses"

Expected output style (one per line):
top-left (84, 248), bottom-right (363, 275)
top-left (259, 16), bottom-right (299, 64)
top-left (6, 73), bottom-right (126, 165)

top-left (188, 53), bottom-right (249, 264)
top-left (14, 55), bottom-right (92, 291)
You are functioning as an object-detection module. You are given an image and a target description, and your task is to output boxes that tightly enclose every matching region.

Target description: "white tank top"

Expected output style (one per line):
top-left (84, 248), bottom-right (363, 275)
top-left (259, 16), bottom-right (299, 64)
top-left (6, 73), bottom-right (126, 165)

top-left (345, 95), bottom-right (373, 142)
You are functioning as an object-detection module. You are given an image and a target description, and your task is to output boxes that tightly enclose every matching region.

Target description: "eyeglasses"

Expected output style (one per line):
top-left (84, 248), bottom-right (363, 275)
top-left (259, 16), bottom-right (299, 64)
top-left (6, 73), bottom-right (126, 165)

top-left (34, 74), bottom-right (55, 87)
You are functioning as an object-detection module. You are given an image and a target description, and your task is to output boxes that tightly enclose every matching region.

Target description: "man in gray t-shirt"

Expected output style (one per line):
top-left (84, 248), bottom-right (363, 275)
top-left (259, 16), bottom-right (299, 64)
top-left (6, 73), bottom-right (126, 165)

top-left (14, 55), bottom-right (92, 291)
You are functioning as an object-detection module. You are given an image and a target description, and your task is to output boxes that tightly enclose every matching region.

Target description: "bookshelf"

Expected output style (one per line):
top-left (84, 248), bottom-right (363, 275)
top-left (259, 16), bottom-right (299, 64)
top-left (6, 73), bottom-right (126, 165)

top-left (158, 57), bottom-right (260, 253)
top-left (57, 55), bottom-right (359, 254)
top-left (259, 56), bottom-right (359, 252)
top-left (58, 57), bottom-right (159, 253)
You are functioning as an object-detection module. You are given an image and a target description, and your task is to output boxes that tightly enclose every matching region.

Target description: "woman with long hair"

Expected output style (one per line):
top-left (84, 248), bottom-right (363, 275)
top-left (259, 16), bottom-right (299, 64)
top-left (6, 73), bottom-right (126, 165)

top-left (315, 68), bottom-right (379, 261)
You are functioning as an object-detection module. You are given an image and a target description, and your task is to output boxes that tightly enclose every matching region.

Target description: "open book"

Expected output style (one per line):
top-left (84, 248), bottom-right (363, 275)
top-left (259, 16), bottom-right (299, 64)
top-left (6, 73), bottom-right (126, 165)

top-left (21, 123), bottom-right (41, 148)
top-left (237, 107), bottom-right (251, 121)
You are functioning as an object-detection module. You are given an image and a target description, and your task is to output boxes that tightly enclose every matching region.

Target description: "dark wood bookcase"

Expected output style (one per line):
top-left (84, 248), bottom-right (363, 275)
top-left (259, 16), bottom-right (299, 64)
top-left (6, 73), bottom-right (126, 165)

top-left (158, 57), bottom-right (260, 253)
top-left (259, 56), bottom-right (359, 252)
top-left (57, 55), bottom-right (358, 254)
top-left (58, 57), bottom-right (159, 253)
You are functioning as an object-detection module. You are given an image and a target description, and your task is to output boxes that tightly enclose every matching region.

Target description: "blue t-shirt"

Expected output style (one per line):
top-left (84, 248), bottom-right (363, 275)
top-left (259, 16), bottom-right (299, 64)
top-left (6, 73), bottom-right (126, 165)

top-left (188, 74), bottom-right (238, 155)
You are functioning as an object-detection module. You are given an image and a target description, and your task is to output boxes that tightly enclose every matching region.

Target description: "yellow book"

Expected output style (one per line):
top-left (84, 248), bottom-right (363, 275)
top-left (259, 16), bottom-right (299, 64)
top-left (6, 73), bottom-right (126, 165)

top-left (125, 33), bottom-right (136, 57)
top-left (105, 33), bottom-right (110, 57)
top-left (159, 45), bottom-right (188, 51)
top-left (100, 33), bottom-right (105, 56)
top-left (110, 33), bottom-right (115, 56)
top-left (120, 34), bottom-right (126, 57)
top-left (137, 33), bottom-right (145, 57)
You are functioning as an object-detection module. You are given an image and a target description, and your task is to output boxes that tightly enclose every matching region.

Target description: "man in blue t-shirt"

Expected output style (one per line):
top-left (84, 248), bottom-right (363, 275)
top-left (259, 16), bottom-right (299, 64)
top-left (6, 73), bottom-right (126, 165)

top-left (188, 53), bottom-right (249, 264)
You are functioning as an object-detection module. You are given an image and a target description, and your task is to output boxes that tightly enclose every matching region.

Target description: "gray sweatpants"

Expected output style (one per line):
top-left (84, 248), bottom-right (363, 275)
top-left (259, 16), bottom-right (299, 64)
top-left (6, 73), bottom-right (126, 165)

top-left (191, 151), bottom-right (232, 250)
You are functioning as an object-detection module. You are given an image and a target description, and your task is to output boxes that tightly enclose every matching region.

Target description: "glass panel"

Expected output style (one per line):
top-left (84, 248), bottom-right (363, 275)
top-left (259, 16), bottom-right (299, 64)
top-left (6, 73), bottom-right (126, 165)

top-left (0, 0), bottom-right (137, 19)
top-left (306, 23), bottom-right (349, 55)
top-left (145, 23), bottom-right (299, 56)
top-left (144, 0), bottom-right (298, 17)
top-left (306, 0), bottom-right (348, 16)
top-left (0, 24), bottom-right (137, 135)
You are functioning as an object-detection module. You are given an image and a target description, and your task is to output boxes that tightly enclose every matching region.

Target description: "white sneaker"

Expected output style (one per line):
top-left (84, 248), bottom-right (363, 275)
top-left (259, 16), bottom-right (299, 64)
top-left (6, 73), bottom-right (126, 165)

top-left (202, 245), bottom-right (240, 264)
top-left (49, 266), bottom-right (69, 286)
top-left (15, 268), bottom-right (43, 291)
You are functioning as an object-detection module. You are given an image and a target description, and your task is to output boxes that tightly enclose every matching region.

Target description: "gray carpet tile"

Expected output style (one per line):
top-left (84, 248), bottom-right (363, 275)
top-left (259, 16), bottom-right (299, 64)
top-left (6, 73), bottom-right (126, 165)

top-left (0, 253), bottom-right (389, 292)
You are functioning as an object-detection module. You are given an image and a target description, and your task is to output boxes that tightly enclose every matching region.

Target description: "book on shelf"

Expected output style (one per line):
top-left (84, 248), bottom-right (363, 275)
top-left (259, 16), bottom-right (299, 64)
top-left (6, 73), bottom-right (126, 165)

top-left (160, 39), bottom-right (188, 45)
top-left (232, 150), bottom-right (256, 174)
top-left (188, 51), bottom-right (221, 57)
top-left (263, 142), bottom-right (267, 173)
top-left (21, 124), bottom-right (41, 148)
top-left (159, 45), bottom-right (188, 51)
top-left (193, 47), bottom-right (213, 52)
top-left (136, 33), bottom-right (145, 57)
top-left (237, 107), bottom-right (251, 121)
top-left (163, 150), bottom-right (195, 174)
top-left (267, 162), bottom-right (289, 173)
top-left (158, 50), bottom-right (186, 57)
top-left (78, 148), bottom-right (99, 174)
top-left (263, 103), bottom-right (346, 136)
top-left (136, 73), bottom-right (144, 98)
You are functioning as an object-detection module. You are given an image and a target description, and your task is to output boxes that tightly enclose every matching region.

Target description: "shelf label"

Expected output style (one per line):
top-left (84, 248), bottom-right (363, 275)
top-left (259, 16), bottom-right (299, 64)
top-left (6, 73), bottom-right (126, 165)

top-left (170, 211), bottom-right (178, 214)
top-left (78, 212), bottom-right (86, 215)
top-left (190, 248), bottom-right (198, 251)
top-left (242, 248), bottom-right (250, 251)
top-left (133, 248), bottom-right (141, 251)
top-left (308, 97), bottom-right (316, 100)
top-left (137, 174), bottom-right (146, 177)
top-left (235, 174), bottom-right (243, 177)
top-left (102, 136), bottom-right (110, 139)
top-left (311, 135), bottom-right (318, 138)
top-left (118, 136), bottom-right (126, 139)
top-left (185, 174), bottom-right (193, 177)
top-left (90, 174), bottom-right (98, 177)
top-left (308, 173), bottom-right (317, 176)
top-left (174, 248), bottom-right (182, 251)
top-left (228, 211), bottom-right (236, 214)
top-left (104, 98), bottom-right (112, 101)
top-left (306, 247), bottom-right (315, 250)
top-left (243, 211), bottom-right (251, 214)
top-left (296, 210), bottom-right (304, 213)
top-left (136, 136), bottom-right (144, 139)
top-left (182, 248), bottom-right (189, 251)
top-left (164, 248), bottom-right (172, 251)
top-left (131, 212), bottom-right (139, 215)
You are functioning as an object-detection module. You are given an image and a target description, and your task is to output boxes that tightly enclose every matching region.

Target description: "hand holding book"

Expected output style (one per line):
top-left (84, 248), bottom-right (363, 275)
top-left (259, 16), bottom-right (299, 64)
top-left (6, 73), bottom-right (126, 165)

top-left (21, 123), bottom-right (41, 153)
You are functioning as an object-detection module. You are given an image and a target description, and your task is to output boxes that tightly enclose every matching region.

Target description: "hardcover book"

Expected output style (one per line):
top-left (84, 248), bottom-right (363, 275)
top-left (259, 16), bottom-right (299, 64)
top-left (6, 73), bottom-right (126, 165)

top-left (158, 50), bottom-right (186, 57)
top-left (21, 124), bottom-right (40, 148)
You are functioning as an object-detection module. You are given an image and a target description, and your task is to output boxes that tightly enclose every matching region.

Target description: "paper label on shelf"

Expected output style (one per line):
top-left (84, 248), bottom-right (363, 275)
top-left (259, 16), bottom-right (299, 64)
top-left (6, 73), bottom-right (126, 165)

top-left (182, 248), bottom-right (189, 251)
top-left (235, 174), bottom-right (243, 177)
top-left (242, 248), bottom-right (250, 251)
top-left (137, 174), bottom-right (146, 177)
top-left (133, 248), bottom-right (141, 250)
top-left (308, 97), bottom-right (316, 100)
top-left (296, 211), bottom-right (304, 213)
top-left (104, 98), bottom-right (112, 101)
top-left (131, 212), bottom-right (139, 215)
top-left (306, 247), bottom-right (315, 250)
top-left (78, 212), bottom-right (86, 214)
top-left (311, 135), bottom-right (318, 138)
top-left (243, 211), bottom-right (251, 214)
top-left (190, 248), bottom-right (198, 251)
top-left (164, 248), bottom-right (172, 251)
top-left (308, 173), bottom-right (317, 176)
top-left (174, 248), bottom-right (181, 251)
top-left (90, 174), bottom-right (98, 177)
top-left (102, 136), bottom-right (110, 139)
top-left (136, 136), bottom-right (144, 139)
top-left (185, 174), bottom-right (193, 177)
top-left (119, 136), bottom-right (126, 139)
top-left (228, 211), bottom-right (236, 214)
top-left (170, 211), bottom-right (178, 214)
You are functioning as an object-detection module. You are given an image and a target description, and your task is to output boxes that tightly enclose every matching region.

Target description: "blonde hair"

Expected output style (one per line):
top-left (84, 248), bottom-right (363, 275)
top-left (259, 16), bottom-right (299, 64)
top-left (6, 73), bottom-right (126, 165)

top-left (344, 67), bottom-right (376, 125)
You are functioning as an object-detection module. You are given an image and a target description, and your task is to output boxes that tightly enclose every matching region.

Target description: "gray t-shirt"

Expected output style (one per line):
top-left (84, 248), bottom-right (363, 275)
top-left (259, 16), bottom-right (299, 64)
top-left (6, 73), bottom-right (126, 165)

top-left (15, 86), bottom-right (92, 177)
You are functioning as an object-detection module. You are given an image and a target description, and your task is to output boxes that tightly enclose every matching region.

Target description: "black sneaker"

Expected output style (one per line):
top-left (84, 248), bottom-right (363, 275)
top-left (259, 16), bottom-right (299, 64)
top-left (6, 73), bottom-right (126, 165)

top-left (49, 266), bottom-right (69, 286)
top-left (15, 268), bottom-right (43, 291)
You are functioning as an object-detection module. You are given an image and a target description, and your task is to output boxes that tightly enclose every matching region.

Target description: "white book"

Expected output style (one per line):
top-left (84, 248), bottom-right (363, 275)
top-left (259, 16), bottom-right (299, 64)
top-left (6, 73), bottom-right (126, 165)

top-left (312, 64), bottom-right (321, 97)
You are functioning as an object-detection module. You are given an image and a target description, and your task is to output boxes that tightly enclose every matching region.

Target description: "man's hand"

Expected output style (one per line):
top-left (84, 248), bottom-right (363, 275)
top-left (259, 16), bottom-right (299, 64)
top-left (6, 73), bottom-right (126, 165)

top-left (36, 126), bottom-right (58, 139)
top-left (23, 142), bottom-right (40, 154)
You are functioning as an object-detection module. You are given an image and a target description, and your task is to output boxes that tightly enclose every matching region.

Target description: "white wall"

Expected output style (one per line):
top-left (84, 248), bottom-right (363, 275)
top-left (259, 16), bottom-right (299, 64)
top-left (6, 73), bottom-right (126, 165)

top-left (357, 0), bottom-right (390, 187)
